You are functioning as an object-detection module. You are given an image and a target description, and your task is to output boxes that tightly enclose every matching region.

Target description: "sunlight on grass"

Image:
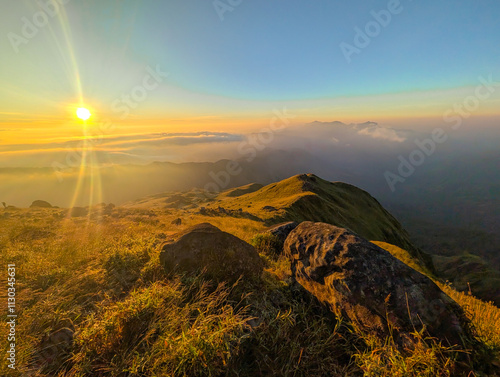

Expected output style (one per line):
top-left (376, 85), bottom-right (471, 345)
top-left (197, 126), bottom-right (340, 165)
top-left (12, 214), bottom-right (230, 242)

top-left (0, 208), bottom-right (499, 376)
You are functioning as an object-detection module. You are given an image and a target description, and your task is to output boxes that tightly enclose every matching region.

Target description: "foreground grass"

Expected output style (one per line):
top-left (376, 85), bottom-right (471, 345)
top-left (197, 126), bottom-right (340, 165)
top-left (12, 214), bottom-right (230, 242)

top-left (0, 208), bottom-right (499, 376)
top-left (72, 278), bottom-right (250, 376)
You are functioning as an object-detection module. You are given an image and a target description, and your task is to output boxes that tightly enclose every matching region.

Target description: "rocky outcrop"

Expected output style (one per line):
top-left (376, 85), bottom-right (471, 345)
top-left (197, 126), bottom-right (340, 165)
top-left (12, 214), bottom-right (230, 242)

top-left (262, 206), bottom-right (278, 212)
top-left (284, 221), bottom-right (472, 347)
top-left (160, 223), bottom-right (263, 283)
top-left (171, 218), bottom-right (182, 226)
top-left (30, 200), bottom-right (53, 208)
top-left (70, 207), bottom-right (88, 217)
top-left (265, 222), bottom-right (298, 244)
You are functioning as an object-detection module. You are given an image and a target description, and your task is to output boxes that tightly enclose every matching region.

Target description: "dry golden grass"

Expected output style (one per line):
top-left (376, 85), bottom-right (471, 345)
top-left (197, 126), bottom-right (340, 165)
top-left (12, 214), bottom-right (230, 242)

top-left (0, 206), bottom-right (498, 376)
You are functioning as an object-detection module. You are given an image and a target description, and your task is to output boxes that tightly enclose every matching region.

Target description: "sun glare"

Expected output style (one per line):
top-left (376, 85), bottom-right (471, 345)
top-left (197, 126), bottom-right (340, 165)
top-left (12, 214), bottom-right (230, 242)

top-left (76, 107), bottom-right (91, 121)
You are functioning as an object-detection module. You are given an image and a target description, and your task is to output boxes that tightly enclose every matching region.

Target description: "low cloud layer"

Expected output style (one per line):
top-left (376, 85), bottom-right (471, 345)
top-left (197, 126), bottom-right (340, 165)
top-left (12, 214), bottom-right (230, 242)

top-left (356, 124), bottom-right (408, 143)
top-left (0, 131), bottom-right (245, 167)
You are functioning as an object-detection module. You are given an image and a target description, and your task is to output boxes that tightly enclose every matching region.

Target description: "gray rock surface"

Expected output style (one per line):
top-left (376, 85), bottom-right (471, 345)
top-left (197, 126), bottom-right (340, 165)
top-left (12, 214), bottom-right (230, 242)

top-left (265, 221), bottom-right (298, 244)
top-left (70, 207), bottom-right (88, 217)
top-left (284, 221), bottom-right (472, 346)
top-left (160, 223), bottom-right (263, 283)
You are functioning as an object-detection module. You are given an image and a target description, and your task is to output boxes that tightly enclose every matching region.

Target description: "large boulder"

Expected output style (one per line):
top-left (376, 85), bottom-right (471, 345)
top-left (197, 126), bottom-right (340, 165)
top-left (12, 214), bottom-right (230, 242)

top-left (70, 207), bottom-right (88, 217)
top-left (284, 221), bottom-right (472, 347)
top-left (159, 223), bottom-right (263, 283)
top-left (265, 221), bottom-right (298, 244)
top-left (30, 200), bottom-right (53, 208)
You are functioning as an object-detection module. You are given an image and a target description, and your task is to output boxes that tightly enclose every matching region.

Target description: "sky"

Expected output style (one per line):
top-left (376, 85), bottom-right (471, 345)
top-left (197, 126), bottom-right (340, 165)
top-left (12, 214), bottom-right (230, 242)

top-left (1, 0), bottom-right (500, 166)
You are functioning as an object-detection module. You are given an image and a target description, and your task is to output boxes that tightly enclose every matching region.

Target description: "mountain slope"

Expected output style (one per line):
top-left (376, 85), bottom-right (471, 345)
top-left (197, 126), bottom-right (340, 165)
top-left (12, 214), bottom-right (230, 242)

top-left (3, 173), bottom-right (500, 375)
top-left (211, 174), bottom-right (432, 268)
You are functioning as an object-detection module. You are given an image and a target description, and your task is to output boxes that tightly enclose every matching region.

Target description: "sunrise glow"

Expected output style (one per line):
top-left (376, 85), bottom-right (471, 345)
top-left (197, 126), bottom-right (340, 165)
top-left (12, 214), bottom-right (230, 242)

top-left (76, 107), bottom-right (91, 121)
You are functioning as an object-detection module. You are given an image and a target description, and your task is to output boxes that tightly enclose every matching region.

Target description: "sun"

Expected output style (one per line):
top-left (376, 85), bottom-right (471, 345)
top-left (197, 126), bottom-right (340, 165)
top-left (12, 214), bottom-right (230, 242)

top-left (76, 107), bottom-right (91, 121)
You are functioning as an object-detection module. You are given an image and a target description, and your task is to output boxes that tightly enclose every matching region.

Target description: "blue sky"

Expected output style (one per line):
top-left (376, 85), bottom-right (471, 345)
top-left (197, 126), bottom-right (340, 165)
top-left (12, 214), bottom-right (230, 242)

top-left (0, 0), bottom-right (499, 139)
top-left (122, 0), bottom-right (500, 100)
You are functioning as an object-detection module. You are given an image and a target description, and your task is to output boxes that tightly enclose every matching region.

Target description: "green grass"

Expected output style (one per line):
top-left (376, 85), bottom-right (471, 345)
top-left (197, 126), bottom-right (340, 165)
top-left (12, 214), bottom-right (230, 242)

top-left (250, 233), bottom-right (282, 260)
top-left (71, 278), bottom-right (249, 376)
top-left (1, 203), bottom-right (499, 376)
top-left (212, 174), bottom-right (421, 260)
top-left (374, 241), bottom-right (500, 374)
top-left (353, 332), bottom-right (459, 377)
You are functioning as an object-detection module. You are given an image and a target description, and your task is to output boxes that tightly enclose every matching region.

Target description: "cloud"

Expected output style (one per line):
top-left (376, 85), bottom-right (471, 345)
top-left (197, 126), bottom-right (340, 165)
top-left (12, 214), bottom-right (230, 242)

top-left (0, 132), bottom-right (244, 152)
top-left (0, 131), bottom-right (246, 167)
top-left (102, 132), bottom-right (244, 149)
top-left (357, 125), bottom-right (408, 142)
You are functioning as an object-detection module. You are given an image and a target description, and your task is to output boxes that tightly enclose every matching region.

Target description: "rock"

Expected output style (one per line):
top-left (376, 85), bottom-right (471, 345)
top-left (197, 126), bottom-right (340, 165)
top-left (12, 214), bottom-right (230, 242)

top-left (171, 218), bottom-right (182, 226)
top-left (70, 207), bottom-right (88, 217)
top-left (262, 205), bottom-right (278, 212)
top-left (265, 222), bottom-right (298, 244)
top-left (37, 327), bottom-right (74, 365)
top-left (160, 223), bottom-right (263, 283)
top-left (98, 203), bottom-right (115, 215)
top-left (284, 221), bottom-right (471, 347)
top-left (30, 200), bottom-right (53, 208)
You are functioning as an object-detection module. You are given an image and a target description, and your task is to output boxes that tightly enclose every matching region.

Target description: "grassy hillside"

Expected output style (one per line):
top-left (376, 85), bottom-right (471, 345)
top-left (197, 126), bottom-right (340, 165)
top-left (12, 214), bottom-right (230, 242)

top-left (432, 254), bottom-right (500, 306)
top-left (219, 183), bottom-right (264, 198)
top-left (1, 177), bottom-right (499, 376)
top-left (383, 209), bottom-right (500, 305)
top-left (211, 174), bottom-right (430, 266)
top-left (373, 242), bottom-right (500, 352)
